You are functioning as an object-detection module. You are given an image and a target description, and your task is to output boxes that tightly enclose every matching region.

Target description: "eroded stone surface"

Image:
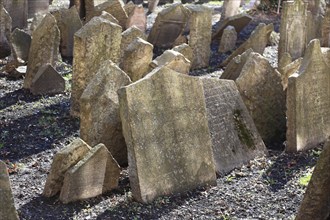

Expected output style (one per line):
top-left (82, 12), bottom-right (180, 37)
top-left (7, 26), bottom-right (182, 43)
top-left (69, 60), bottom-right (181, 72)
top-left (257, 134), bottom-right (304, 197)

top-left (218, 25), bottom-right (237, 53)
top-left (172, 43), bottom-right (193, 63)
top-left (126, 5), bottom-right (146, 32)
top-left (286, 39), bottom-right (330, 151)
top-left (11, 28), bottom-right (31, 62)
top-left (221, 0), bottom-right (241, 21)
top-left (150, 50), bottom-right (190, 74)
top-left (120, 25), bottom-right (146, 62)
top-left (80, 60), bottom-right (131, 166)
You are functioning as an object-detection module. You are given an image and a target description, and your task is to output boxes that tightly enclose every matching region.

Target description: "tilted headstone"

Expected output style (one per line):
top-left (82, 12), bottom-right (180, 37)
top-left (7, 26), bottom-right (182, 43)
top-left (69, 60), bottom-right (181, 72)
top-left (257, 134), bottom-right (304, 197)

top-left (281, 57), bottom-right (302, 90)
top-left (147, 3), bottom-right (190, 48)
top-left (2, 0), bottom-right (28, 29)
top-left (278, 0), bottom-right (308, 63)
top-left (84, 0), bottom-right (108, 21)
top-left (124, 1), bottom-right (135, 16)
top-left (11, 28), bottom-right (31, 62)
top-left (126, 5), bottom-right (146, 32)
top-left (295, 138), bottom-right (330, 220)
top-left (70, 0), bottom-right (85, 19)
top-left (98, 10), bottom-right (119, 24)
top-left (201, 78), bottom-right (267, 175)
top-left (186, 5), bottom-right (212, 69)
top-left (29, 12), bottom-right (46, 33)
top-left (0, 161), bottom-right (19, 220)
top-left (150, 50), bottom-right (190, 74)
top-left (120, 25), bottom-right (146, 62)
top-left (80, 60), bottom-right (131, 166)
top-left (52, 6), bottom-right (83, 58)
top-left (120, 37), bottom-right (153, 82)
top-left (221, 0), bottom-right (241, 21)
top-left (43, 138), bottom-right (91, 197)
top-left (212, 13), bottom-right (252, 41)
top-left (221, 23), bottom-right (273, 67)
top-left (321, 5), bottom-right (330, 47)
top-left (235, 52), bottom-right (286, 146)
top-left (71, 16), bottom-right (122, 116)
top-left (0, 5), bottom-right (12, 59)
top-left (286, 39), bottom-right (330, 151)
top-left (28, 0), bottom-right (49, 18)
top-left (218, 25), bottom-right (237, 53)
top-left (30, 64), bottom-right (65, 95)
top-left (60, 144), bottom-right (120, 204)
top-left (118, 67), bottom-right (217, 203)
top-left (23, 13), bottom-right (60, 89)
top-left (172, 43), bottom-right (194, 63)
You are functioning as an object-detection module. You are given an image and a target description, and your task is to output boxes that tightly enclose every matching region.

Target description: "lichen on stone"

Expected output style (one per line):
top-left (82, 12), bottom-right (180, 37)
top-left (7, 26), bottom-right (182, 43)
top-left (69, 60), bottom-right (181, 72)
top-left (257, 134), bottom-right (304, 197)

top-left (233, 109), bottom-right (255, 149)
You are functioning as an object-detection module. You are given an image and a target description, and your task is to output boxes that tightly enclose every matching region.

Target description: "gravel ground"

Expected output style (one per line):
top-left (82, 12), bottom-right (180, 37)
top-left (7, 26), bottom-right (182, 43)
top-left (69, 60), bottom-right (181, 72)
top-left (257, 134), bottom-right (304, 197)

top-left (0, 3), bottom-right (323, 220)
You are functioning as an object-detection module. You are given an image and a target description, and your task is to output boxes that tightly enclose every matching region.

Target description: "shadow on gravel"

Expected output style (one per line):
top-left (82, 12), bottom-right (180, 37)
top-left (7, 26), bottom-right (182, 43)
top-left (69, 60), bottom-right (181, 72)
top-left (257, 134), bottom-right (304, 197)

top-left (0, 89), bottom-right (44, 111)
top-left (262, 150), bottom-right (320, 192)
top-left (0, 102), bottom-right (79, 161)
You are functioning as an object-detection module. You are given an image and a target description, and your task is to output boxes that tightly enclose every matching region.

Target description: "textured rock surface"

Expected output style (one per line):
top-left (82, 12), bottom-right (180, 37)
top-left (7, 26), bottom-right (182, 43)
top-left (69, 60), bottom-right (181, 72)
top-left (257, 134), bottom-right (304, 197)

top-left (281, 57), bottom-right (302, 90)
top-left (11, 28), bottom-right (31, 62)
top-left (71, 16), bottom-right (122, 116)
top-left (202, 78), bottom-right (267, 175)
top-left (150, 50), bottom-right (191, 74)
top-left (43, 138), bottom-right (91, 197)
top-left (218, 25), bottom-right (237, 53)
top-left (221, 0), bottom-right (241, 21)
top-left (23, 13), bottom-right (60, 89)
top-left (80, 60), bottom-right (131, 166)
top-left (118, 67), bottom-right (216, 203)
top-left (172, 43), bottom-right (193, 63)
top-left (120, 26), bottom-right (146, 62)
top-left (2, 0), bottom-right (27, 29)
top-left (286, 40), bottom-right (330, 151)
top-left (126, 5), bottom-right (146, 32)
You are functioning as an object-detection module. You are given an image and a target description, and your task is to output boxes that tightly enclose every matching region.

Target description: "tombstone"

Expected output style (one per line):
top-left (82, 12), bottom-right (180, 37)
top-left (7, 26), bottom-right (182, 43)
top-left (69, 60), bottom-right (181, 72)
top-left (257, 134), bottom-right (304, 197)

top-left (186, 5), bottom-right (213, 69)
top-left (218, 25), bottom-right (237, 53)
top-left (321, 47), bottom-right (330, 63)
top-left (201, 78), bottom-right (267, 175)
top-left (124, 1), bottom-right (135, 16)
top-left (52, 6), bottom-right (83, 58)
top-left (29, 12), bottom-right (47, 33)
top-left (278, 0), bottom-right (308, 63)
top-left (84, 0), bottom-right (108, 21)
top-left (43, 138), bottom-right (91, 197)
top-left (120, 38), bottom-right (153, 82)
top-left (28, 0), bottom-right (49, 18)
top-left (60, 144), bottom-right (120, 204)
top-left (281, 57), bottom-right (302, 90)
top-left (221, 23), bottom-right (273, 67)
top-left (221, 0), bottom-right (241, 21)
top-left (295, 138), bottom-right (330, 220)
top-left (286, 39), bottom-right (330, 152)
top-left (147, 3), bottom-right (190, 48)
top-left (148, 0), bottom-right (159, 13)
top-left (0, 5), bottom-right (12, 59)
top-left (235, 52), bottom-right (286, 146)
top-left (0, 161), bottom-right (19, 220)
top-left (99, 11), bottom-right (119, 24)
top-left (118, 67), bottom-right (217, 203)
top-left (306, 11), bottom-right (322, 47)
top-left (321, 5), bottom-right (330, 47)
top-left (11, 28), bottom-right (31, 62)
top-left (126, 5), bottom-right (146, 32)
top-left (70, 0), bottom-right (86, 19)
top-left (120, 25), bottom-right (146, 62)
top-left (150, 50), bottom-right (191, 74)
top-left (212, 13), bottom-right (252, 41)
top-left (30, 64), bottom-right (65, 95)
top-left (80, 60), bottom-right (131, 166)
top-left (71, 17), bottom-right (122, 116)
top-left (172, 43), bottom-right (194, 63)
top-left (23, 13), bottom-right (60, 89)
top-left (2, 0), bottom-right (28, 29)
top-left (220, 48), bottom-right (253, 80)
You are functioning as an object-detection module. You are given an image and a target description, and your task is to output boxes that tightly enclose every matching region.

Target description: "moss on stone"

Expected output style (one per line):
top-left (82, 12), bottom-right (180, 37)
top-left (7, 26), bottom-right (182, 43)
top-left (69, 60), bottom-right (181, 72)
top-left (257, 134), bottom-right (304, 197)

top-left (233, 109), bottom-right (255, 149)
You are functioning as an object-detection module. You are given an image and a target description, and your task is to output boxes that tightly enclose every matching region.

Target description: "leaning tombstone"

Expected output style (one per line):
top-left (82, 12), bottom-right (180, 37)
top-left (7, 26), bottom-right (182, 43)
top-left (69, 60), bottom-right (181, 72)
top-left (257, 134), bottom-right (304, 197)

top-left (118, 67), bottom-right (217, 203)
top-left (60, 144), bottom-right (120, 204)
top-left (150, 50), bottom-right (191, 74)
top-left (0, 161), bottom-right (19, 220)
top-left (80, 60), bottom-right (131, 166)
top-left (120, 37), bottom-right (153, 82)
top-left (71, 16), bottom-right (122, 116)
top-left (2, 0), bottom-right (28, 29)
top-left (124, 1), bottom-right (135, 16)
top-left (286, 39), bottom-right (330, 152)
top-left (221, 0), bottom-right (241, 21)
top-left (11, 28), bottom-right (31, 62)
top-left (172, 43), bottom-right (194, 63)
top-left (147, 3), bottom-right (190, 48)
top-left (218, 25), bottom-right (237, 53)
top-left (43, 138), bottom-right (91, 197)
top-left (201, 78), bottom-right (267, 175)
top-left (120, 25), bottom-right (146, 61)
top-left (186, 5), bottom-right (213, 69)
top-left (126, 5), bottom-right (146, 32)
top-left (23, 13), bottom-right (60, 89)
top-left (295, 138), bottom-right (330, 220)
top-left (281, 57), bottom-right (302, 90)
top-left (99, 11), bottom-right (119, 24)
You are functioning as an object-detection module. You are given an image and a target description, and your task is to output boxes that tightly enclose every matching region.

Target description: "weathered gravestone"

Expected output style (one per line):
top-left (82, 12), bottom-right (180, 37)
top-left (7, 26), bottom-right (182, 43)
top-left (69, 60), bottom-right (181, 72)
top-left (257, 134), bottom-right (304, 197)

top-left (52, 6), bottom-right (83, 58)
top-left (43, 138), bottom-right (91, 197)
top-left (281, 57), bottom-right (302, 90)
top-left (295, 138), bottom-right (330, 220)
top-left (286, 39), bottom-right (330, 152)
top-left (84, 0), bottom-right (108, 21)
top-left (23, 13), bottom-right (60, 89)
top-left (0, 161), bottom-right (19, 220)
top-left (235, 52), bottom-right (286, 146)
top-left (80, 60), bottom-right (131, 166)
top-left (118, 67), bottom-right (217, 203)
top-left (2, 0), bottom-right (28, 29)
top-left (11, 28), bottom-right (31, 62)
top-left (186, 5), bottom-right (212, 69)
top-left (147, 3), bottom-right (190, 48)
top-left (60, 144), bottom-right (120, 204)
top-left (120, 25), bottom-right (146, 62)
top-left (306, 11), bottom-right (322, 47)
top-left (201, 78), bottom-right (267, 175)
top-left (321, 5), bottom-right (330, 47)
top-left (218, 25), bottom-right (237, 53)
top-left (70, 0), bottom-right (85, 19)
top-left (120, 37), bottom-right (153, 82)
top-left (71, 16), bottom-right (122, 116)
top-left (124, 1), bottom-right (135, 16)
top-left (150, 50), bottom-right (191, 74)
top-left (98, 11), bottom-right (119, 24)
top-left (172, 43), bottom-right (194, 63)
top-left (28, 0), bottom-right (49, 18)
top-left (221, 23), bottom-right (273, 67)
top-left (126, 5), bottom-right (146, 32)
top-left (278, 0), bottom-right (308, 67)
top-left (0, 5), bottom-right (12, 59)
top-left (30, 64), bottom-right (65, 95)
top-left (221, 0), bottom-right (241, 21)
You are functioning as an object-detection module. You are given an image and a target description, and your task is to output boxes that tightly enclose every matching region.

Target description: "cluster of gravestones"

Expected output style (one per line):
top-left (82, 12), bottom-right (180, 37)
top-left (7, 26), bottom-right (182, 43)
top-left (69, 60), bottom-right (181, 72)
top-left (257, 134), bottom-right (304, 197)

top-left (0, 0), bottom-right (329, 218)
